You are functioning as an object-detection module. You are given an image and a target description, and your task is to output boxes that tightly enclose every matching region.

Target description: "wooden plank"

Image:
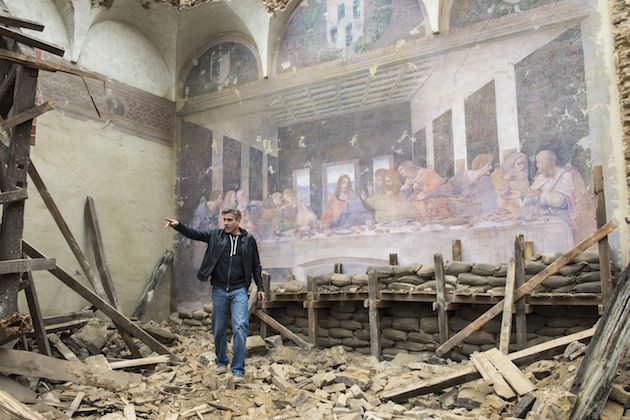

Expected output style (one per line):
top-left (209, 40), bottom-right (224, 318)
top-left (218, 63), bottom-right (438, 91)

top-left (485, 348), bottom-right (535, 395)
top-left (27, 162), bottom-right (104, 297)
top-left (47, 333), bottom-right (79, 362)
top-left (0, 65), bottom-right (38, 320)
top-left (65, 391), bottom-right (85, 418)
top-left (306, 275), bottom-right (319, 346)
top-left (593, 166), bottom-right (612, 309)
top-left (252, 309), bottom-right (313, 350)
top-left (0, 101), bottom-right (55, 131)
top-left (514, 235), bottom-right (527, 350)
top-left (382, 327), bottom-right (595, 402)
top-left (132, 250), bottom-right (173, 319)
top-left (43, 310), bottom-right (95, 326)
top-left (0, 13), bottom-right (44, 31)
top-left (470, 352), bottom-right (515, 400)
top-left (23, 271), bottom-right (51, 356)
top-left (499, 258), bottom-right (516, 354)
top-left (436, 223), bottom-right (616, 355)
top-left (0, 257), bottom-right (55, 274)
top-left (0, 25), bottom-right (64, 56)
top-left (0, 187), bottom-right (27, 204)
top-left (452, 239), bottom-right (462, 261)
top-left (0, 348), bottom-right (141, 390)
top-left (524, 241), bottom-right (534, 259)
top-left (368, 272), bottom-right (382, 359)
top-left (109, 355), bottom-right (171, 370)
top-left (23, 241), bottom-right (170, 355)
top-left (0, 49), bottom-right (107, 80)
top-left (0, 387), bottom-right (45, 420)
top-left (570, 266), bottom-right (630, 419)
top-left (84, 196), bottom-right (141, 357)
top-left (0, 374), bottom-right (38, 404)
top-left (434, 254), bottom-right (448, 343)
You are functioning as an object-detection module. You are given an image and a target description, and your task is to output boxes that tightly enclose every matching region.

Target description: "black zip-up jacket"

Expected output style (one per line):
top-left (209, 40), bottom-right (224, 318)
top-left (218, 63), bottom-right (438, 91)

top-left (175, 223), bottom-right (264, 292)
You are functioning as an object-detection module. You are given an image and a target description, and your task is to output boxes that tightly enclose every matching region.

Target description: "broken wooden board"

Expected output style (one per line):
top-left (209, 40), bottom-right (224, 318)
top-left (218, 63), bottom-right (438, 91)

top-left (47, 333), bottom-right (80, 362)
top-left (470, 352), bottom-right (515, 400)
top-left (485, 348), bottom-right (536, 396)
top-left (0, 12), bottom-right (44, 31)
top-left (0, 101), bottom-right (55, 131)
top-left (381, 327), bottom-right (596, 402)
top-left (436, 222), bottom-right (616, 355)
top-left (109, 355), bottom-right (171, 370)
top-left (253, 309), bottom-right (313, 350)
top-left (0, 348), bottom-right (141, 391)
top-left (0, 49), bottom-right (107, 80)
top-left (0, 387), bottom-right (45, 420)
top-left (0, 257), bottom-right (55, 275)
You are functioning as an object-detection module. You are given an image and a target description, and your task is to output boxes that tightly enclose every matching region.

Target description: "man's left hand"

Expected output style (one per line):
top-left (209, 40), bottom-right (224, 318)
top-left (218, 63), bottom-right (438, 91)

top-left (257, 291), bottom-right (265, 303)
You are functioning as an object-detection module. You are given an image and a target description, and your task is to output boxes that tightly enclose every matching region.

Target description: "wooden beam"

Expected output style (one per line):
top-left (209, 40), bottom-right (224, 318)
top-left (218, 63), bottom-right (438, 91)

top-left (499, 258), bottom-right (516, 354)
top-left (43, 310), bottom-right (95, 326)
top-left (436, 222), bottom-right (616, 355)
top-left (485, 348), bottom-right (535, 396)
top-left (0, 387), bottom-right (45, 420)
top-left (306, 275), bottom-right (319, 346)
top-left (470, 352), bottom-right (515, 400)
top-left (382, 327), bottom-right (595, 402)
top-left (0, 257), bottom-right (55, 274)
top-left (592, 166), bottom-right (613, 309)
top-left (47, 333), bottom-right (79, 362)
top-left (132, 250), bottom-right (173, 319)
top-left (0, 348), bottom-right (141, 390)
top-left (0, 49), bottom-right (107, 81)
top-left (252, 309), bottom-right (313, 350)
top-left (0, 65), bottom-right (38, 320)
top-left (22, 241), bottom-right (170, 355)
top-left (0, 25), bottom-right (64, 56)
top-left (368, 272), bottom-right (382, 359)
top-left (0, 13), bottom-right (44, 31)
top-left (0, 101), bottom-right (55, 131)
top-left (108, 354), bottom-right (171, 370)
top-left (84, 196), bottom-right (141, 357)
top-left (570, 266), bottom-right (630, 419)
top-left (23, 271), bottom-right (51, 356)
top-left (452, 239), bottom-right (462, 261)
top-left (0, 187), bottom-right (26, 204)
top-left (434, 254), bottom-right (449, 343)
top-left (27, 161), bottom-right (104, 297)
top-left (514, 234), bottom-right (527, 350)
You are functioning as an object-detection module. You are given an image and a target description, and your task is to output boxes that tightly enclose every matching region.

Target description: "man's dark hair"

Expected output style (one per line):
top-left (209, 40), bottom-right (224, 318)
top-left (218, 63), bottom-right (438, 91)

top-left (221, 208), bottom-right (242, 221)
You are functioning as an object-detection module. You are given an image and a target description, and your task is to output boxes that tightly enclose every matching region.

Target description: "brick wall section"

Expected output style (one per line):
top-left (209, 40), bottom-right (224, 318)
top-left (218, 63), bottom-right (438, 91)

top-left (611, 0), bottom-right (630, 196)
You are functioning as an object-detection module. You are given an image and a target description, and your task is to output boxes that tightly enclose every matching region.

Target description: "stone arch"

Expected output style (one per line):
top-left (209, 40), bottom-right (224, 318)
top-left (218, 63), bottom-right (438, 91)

top-left (78, 20), bottom-right (170, 97)
top-left (179, 33), bottom-right (261, 99)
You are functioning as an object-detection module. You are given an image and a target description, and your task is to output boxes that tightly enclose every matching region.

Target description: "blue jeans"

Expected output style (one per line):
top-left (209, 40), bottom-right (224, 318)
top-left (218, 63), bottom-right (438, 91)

top-left (212, 287), bottom-right (249, 376)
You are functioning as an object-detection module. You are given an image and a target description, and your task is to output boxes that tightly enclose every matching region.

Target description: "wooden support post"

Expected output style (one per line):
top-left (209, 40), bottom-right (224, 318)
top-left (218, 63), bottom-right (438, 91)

top-left (524, 241), bottom-right (534, 259)
top-left (436, 223), bottom-right (616, 356)
top-left (22, 241), bottom-right (170, 355)
top-left (27, 161), bottom-right (104, 298)
top-left (592, 166), bottom-right (612, 309)
top-left (0, 257), bottom-right (55, 274)
top-left (499, 258), bottom-right (516, 354)
top-left (0, 65), bottom-right (38, 320)
top-left (260, 272), bottom-right (271, 338)
top-left (334, 263), bottom-right (343, 274)
top-left (367, 272), bottom-right (382, 359)
top-left (514, 234), bottom-right (527, 350)
top-left (22, 271), bottom-right (50, 356)
top-left (0, 187), bottom-right (27, 204)
top-left (389, 253), bottom-right (399, 265)
top-left (306, 275), bottom-right (319, 346)
top-left (85, 196), bottom-right (141, 357)
top-left (452, 240), bottom-right (462, 262)
top-left (434, 254), bottom-right (449, 343)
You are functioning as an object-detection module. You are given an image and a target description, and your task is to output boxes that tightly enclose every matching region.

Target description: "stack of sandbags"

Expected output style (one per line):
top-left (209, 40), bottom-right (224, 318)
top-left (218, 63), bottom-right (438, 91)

top-left (317, 302), bottom-right (371, 354)
top-left (315, 273), bottom-right (369, 293)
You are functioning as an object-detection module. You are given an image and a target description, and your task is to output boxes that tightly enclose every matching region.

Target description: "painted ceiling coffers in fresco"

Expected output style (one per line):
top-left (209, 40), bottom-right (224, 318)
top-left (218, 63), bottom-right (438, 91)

top-left (275, 0), bottom-right (427, 72)
top-left (449, 0), bottom-right (562, 28)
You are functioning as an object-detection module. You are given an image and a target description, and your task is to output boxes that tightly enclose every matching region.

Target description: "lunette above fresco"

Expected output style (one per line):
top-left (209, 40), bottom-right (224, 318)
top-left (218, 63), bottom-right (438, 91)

top-left (175, 0), bottom-right (608, 299)
top-left (183, 41), bottom-right (259, 98)
top-left (276, 0), bottom-right (427, 71)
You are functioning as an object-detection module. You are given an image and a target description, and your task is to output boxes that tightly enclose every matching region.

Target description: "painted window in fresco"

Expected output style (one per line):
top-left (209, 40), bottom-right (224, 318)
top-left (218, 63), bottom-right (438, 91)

top-left (465, 81), bottom-right (499, 169)
top-left (174, 122), bottom-right (213, 305)
top-left (293, 168), bottom-right (311, 207)
top-left (432, 110), bottom-right (454, 179)
top-left (222, 136), bottom-right (242, 193)
top-left (183, 42), bottom-right (258, 98)
top-left (276, 0), bottom-right (426, 72)
top-left (249, 146), bottom-right (264, 201)
top-left (449, 0), bottom-right (561, 29)
top-left (413, 128), bottom-right (426, 168)
top-left (268, 155), bottom-right (279, 196)
top-left (516, 27), bottom-right (589, 177)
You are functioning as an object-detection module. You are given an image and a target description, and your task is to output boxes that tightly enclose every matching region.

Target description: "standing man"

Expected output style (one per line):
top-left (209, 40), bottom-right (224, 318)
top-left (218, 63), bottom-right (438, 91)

top-left (165, 209), bottom-right (265, 381)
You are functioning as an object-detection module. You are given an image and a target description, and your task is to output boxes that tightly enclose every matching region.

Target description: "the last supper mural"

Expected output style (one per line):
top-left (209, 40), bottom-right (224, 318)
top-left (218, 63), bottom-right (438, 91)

top-left (174, 0), bottom-right (609, 305)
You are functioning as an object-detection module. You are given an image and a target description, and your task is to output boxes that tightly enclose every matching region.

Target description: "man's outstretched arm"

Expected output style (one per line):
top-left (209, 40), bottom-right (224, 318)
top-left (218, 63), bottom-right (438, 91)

top-left (164, 218), bottom-right (211, 242)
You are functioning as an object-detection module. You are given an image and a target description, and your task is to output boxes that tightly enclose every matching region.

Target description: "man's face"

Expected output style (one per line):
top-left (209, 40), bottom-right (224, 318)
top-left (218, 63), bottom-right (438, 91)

top-left (536, 153), bottom-right (554, 176)
top-left (223, 213), bottom-right (241, 234)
